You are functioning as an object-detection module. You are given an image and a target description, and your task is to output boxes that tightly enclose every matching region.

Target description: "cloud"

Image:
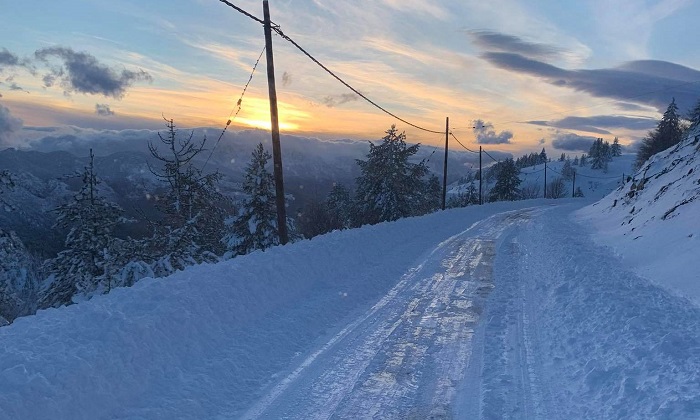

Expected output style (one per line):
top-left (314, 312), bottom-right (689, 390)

top-left (95, 103), bottom-right (115, 117)
top-left (282, 71), bottom-right (292, 87)
top-left (0, 48), bottom-right (20, 70)
top-left (8, 82), bottom-right (28, 93)
top-left (527, 115), bottom-right (658, 135)
top-left (481, 53), bottom-right (700, 112)
top-left (34, 46), bottom-right (152, 99)
top-left (323, 93), bottom-right (359, 108)
top-left (472, 119), bottom-right (513, 144)
top-left (550, 132), bottom-right (597, 152)
top-left (468, 30), bottom-right (564, 60)
top-left (0, 103), bottom-right (23, 146)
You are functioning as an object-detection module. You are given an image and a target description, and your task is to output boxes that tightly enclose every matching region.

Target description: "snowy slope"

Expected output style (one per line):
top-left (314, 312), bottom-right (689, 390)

top-left (448, 154), bottom-right (634, 201)
top-left (577, 127), bottom-right (700, 305)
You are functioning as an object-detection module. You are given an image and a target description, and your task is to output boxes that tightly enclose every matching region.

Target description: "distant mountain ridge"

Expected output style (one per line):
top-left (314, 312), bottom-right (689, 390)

top-left (0, 131), bottom-right (477, 255)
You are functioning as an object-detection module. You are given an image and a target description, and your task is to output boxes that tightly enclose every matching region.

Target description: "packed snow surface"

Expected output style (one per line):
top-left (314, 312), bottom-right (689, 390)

top-left (1, 199), bottom-right (699, 418)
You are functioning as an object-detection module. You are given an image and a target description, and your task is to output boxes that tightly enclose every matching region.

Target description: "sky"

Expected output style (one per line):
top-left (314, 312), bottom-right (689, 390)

top-left (1, 0), bottom-right (700, 155)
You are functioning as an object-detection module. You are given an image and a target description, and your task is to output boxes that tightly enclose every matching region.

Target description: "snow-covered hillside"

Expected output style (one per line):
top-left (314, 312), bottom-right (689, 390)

top-left (448, 153), bottom-right (634, 201)
top-left (577, 127), bottom-right (700, 304)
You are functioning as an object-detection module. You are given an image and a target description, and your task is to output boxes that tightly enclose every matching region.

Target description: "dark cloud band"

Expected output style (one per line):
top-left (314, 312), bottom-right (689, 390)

top-left (468, 30), bottom-right (564, 61)
top-left (34, 47), bottom-right (152, 99)
top-left (481, 53), bottom-right (700, 112)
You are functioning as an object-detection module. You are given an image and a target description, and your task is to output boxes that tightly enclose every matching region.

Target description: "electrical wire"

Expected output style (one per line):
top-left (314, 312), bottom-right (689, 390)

top-left (482, 149), bottom-right (500, 163)
top-left (449, 132), bottom-right (478, 153)
top-left (271, 27), bottom-right (444, 134)
top-left (202, 45), bottom-right (266, 171)
top-left (216, 0), bottom-right (264, 24)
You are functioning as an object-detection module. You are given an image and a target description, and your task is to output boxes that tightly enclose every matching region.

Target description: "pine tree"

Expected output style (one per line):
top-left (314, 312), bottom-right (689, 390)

top-left (687, 98), bottom-right (700, 130)
top-left (41, 150), bottom-right (124, 307)
top-left (448, 183), bottom-right (479, 207)
top-left (636, 98), bottom-right (683, 168)
top-left (561, 159), bottom-right (575, 180)
top-left (539, 148), bottom-right (548, 164)
top-left (580, 153), bottom-right (588, 166)
top-left (589, 138), bottom-right (611, 171)
top-left (224, 143), bottom-right (279, 257)
top-left (354, 125), bottom-right (431, 225)
top-left (0, 170), bottom-right (13, 211)
top-left (611, 137), bottom-right (622, 156)
top-left (326, 183), bottom-right (353, 230)
top-left (0, 228), bottom-right (39, 323)
top-left (146, 119), bottom-right (226, 270)
top-left (297, 197), bottom-right (332, 239)
top-left (488, 158), bottom-right (521, 202)
top-left (573, 155), bottom-right (580, 166)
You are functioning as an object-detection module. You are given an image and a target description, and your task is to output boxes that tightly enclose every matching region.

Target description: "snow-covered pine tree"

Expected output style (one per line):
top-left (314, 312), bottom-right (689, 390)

top-left (326, 183), bottom-right (353, 230)
top-left (580, 153), bottom-right (588, 166)
top-left (415, 174), bottom-right (441, 216)
top-left (224, 143), bottom-right (279, 258)
top-left (354, 125), bottom-right (431, 225)
top-left (589, 138), bottom-right (611, 171)
top-left (0, 228), bottom-right (39, 323)
top-left (539, 148), bottom-right (548, 164)
top-left (146, 119), bottom-right (227, 271)
top-left (688, 98), bottom-right (700, 130)
top-left (561, 159), bottom-right (575, 180)
top-left (0, 169), bottom-right (13, 211)
top-left (447, 183), bottom-right (479, 207)
top-left (488, 158), bottom-right (521, 202)
top-left (41, 149), bottom-right (124, 307)
top-left (611, 137), bottom-right (622, 156)
top-left (636, 98), bottom-right (683, 168)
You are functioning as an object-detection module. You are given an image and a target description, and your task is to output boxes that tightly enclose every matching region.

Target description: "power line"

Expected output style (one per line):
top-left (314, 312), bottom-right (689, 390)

top-left (449, 132), bottom-right (478, 153)
top-left (203, 45), bottom-right (266, 171)
top-left (482, 149), bottom-right (499, 163)
top-left (521, 167), bottom-right (546, 175)
top-left (216, 0), bottom-right (264, 24)
top-left (271, 26), bottom-right (444, 134)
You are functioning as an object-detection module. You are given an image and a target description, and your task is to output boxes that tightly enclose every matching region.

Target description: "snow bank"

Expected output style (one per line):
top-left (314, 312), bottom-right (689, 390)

top-left (577, 128), bottom-right (700, 305)
top-left (0, 199), bottom-right (547, 419)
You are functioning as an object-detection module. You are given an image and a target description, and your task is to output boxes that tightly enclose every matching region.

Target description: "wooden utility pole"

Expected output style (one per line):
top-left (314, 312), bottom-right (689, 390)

top-left (263, 0), bottom-right (288, 245)
top-left (442, 117), bottom-right (449, 210)
top-left (572, 170), bottom-right (576, 197)
top-left (543, 161), bottom-right (547, 199)
top-left (479, 146), bottom-right (483, 205)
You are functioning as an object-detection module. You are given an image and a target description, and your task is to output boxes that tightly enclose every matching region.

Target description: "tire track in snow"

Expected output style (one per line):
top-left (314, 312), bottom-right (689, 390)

top-left (241, 210), bottom-right (535, 419)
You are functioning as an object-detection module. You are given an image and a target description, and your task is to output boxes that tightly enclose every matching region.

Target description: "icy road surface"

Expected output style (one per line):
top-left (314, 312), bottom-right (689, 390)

top-left (239, 206), bottom-right (700, 420)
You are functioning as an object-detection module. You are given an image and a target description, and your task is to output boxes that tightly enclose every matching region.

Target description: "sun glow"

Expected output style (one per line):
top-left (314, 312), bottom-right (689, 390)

top-left (237, 118), bottom-right (300, 131)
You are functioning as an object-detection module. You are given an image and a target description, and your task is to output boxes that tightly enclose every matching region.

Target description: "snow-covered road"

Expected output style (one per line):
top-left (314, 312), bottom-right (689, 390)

top-left (239, 205), bottom-right (700, 419)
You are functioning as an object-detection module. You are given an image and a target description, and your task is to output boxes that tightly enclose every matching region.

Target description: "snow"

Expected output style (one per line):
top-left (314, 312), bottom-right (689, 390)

top-left (1, 139), bottom-right (699, 418)
top-left (0, 200), bottom-right (546, 419)
top-left (577, 128), bottom-right (700, 305)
